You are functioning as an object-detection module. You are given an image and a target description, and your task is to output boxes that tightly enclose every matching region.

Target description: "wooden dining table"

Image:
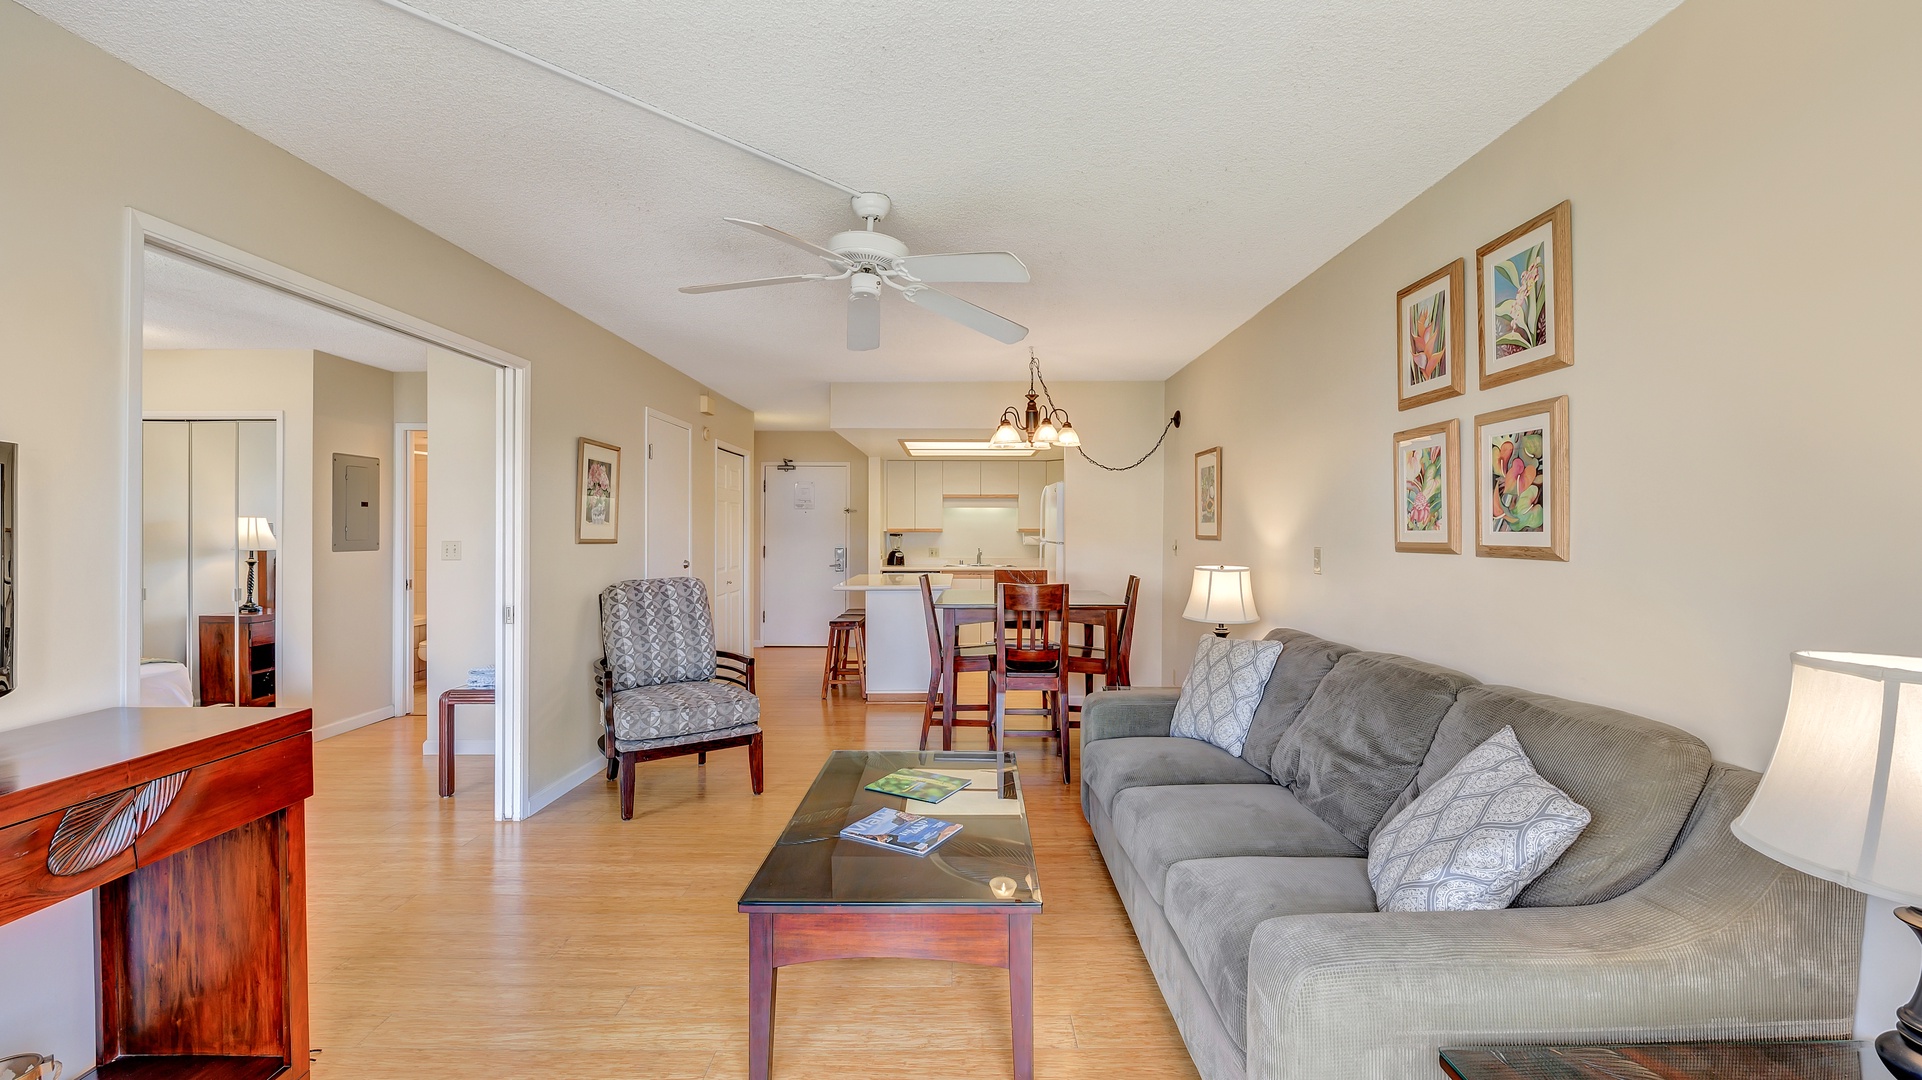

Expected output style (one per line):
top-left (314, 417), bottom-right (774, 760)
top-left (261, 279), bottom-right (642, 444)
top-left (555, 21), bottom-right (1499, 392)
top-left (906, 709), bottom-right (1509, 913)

top-left (931, 587), bottom-right (1127, 751)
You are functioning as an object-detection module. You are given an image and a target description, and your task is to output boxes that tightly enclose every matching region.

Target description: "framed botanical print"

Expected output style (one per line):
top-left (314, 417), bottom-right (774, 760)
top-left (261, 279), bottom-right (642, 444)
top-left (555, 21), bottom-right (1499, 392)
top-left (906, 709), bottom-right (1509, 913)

top-left (576, 437), bottom-right (621, 543)
top-left (1474, 396), bottom-right (1569, 561)
top-left (1478, 201), bottom-right (1573, 389)
top-left (1395, 259), bottom-right (1466, 410)
top-left (1194, 446), bottom-right (1222, 541)
top-left (1393, 419), bottom-right (1460, 554)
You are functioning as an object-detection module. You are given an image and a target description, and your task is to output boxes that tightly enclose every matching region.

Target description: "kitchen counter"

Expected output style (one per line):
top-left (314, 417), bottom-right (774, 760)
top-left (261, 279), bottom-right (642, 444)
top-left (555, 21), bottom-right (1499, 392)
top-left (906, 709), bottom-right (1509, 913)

top-left (836, 572), bottom-right (954, 591)
top-left (835, 573), bottom-right (954, 700)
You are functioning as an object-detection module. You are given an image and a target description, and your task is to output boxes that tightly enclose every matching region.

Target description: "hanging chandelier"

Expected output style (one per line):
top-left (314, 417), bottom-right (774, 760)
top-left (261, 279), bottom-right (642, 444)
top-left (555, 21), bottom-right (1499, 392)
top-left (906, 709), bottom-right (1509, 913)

top-left (990, 351), bottom-right (1082, 449)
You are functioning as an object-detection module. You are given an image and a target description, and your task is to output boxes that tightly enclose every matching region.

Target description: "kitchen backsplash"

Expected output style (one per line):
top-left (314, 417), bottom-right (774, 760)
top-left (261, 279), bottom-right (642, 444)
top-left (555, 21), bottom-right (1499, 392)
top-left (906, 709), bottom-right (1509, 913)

top-left (889, 501), bottom-right (1034, 564)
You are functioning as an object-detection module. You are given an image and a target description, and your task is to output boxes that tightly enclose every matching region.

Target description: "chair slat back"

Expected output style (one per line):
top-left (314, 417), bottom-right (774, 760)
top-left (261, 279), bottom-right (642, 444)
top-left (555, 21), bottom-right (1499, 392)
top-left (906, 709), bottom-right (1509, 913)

top-left (919, 574), bottom-right (945, 669)
top-left (993, 568), bottom-right (1047, 586)
top-left (1115, 575), bottom-right (1141, 686)
top-left (996, 582), bottom-right (1069, 670)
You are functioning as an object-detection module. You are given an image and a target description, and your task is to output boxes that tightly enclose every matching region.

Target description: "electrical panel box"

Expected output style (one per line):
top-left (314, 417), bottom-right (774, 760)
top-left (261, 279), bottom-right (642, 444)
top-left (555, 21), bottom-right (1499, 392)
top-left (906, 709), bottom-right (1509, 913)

top-left (332, 453), bottom-right (380, 552)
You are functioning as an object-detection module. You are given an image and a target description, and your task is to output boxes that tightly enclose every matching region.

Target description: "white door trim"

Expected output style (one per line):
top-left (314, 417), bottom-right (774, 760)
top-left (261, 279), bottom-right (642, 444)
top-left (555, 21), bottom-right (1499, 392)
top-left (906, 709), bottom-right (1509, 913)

top-left (714, 439), bottom-right (751, 652)
top-left (643, 407), bottom-right (694, 578)
top-left (123, 211), bottom-right (536, 821)
top-left (392, 422), bottom-right (427, 717)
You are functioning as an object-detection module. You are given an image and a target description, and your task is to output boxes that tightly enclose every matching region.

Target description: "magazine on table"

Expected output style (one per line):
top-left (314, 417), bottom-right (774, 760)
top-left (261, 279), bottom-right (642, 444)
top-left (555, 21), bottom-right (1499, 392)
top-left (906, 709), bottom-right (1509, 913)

top-left (838, 806), bottom-right (963, 856)
top-left (864, 767), bottom-right (973, 804)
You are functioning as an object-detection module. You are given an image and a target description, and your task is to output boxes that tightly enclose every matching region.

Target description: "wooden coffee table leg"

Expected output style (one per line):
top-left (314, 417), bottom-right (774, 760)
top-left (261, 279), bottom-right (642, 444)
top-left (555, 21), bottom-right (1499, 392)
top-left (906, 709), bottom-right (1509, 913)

top-left (749, 911), bottom-right (778, 1080)
top-left (1010, 912), bottom-right (1034, 1080)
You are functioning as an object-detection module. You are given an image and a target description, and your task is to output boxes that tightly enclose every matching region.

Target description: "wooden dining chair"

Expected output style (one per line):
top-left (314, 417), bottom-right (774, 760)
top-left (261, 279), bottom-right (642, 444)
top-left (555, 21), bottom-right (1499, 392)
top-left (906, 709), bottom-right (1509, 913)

top-left (1064, 575), bottom-right (1139, 763)
top-left (991, 582), bottom-right (1072, 782)
top-left (920, 574), bottom-right (996, 750)
top-left (993, 568), bottom-right (1047, 586)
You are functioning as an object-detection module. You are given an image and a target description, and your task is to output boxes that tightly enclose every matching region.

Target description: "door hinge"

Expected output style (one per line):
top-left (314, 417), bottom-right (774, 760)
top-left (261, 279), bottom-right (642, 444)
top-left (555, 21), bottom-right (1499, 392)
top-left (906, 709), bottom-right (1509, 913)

top-left (503, 605), bottom-right (515, 625)
top-left (761, 544), bottom-right (766, 558)
top-left (761, 611), bottom-right (766, 623)
top-left (648, 444), bottom-right (654, 459)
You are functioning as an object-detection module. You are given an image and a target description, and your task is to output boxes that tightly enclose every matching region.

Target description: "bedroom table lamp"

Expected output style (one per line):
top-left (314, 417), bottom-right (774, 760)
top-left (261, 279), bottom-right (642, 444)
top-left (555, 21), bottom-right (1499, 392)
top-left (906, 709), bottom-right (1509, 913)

top-left (1182, 565), bottom-right (1258, 638)
top-left (1731, 651), bottom-right (1922, 1080)
top-left (236, 516), bottom-right (277, 615)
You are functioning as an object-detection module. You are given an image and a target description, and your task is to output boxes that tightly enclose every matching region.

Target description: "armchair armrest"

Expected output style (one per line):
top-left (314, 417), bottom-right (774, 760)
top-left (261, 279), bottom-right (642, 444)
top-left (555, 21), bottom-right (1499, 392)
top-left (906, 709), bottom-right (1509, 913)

top-left (1081, 687), bottom-right (1181, 743)
top-left (716, 650), bottom-right (756, 693)
top-left (1242, 765), bottom-right (1864, 1079)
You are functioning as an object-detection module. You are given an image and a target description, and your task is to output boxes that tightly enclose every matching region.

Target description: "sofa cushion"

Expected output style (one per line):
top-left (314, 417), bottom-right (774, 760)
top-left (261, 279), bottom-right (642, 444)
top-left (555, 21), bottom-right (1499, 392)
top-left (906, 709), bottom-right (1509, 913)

top-left (1270, 651), bottom-right (1477, 847)
top-left (1240, 629), bottom-right (1355, 776)
top-left (1170, 636), bottom-right (1284, 757)
top-left (1164, 856), bottom-right (1376, 1051)
top-left (1111, 784), bottom-right (1361, 904)
top-left (1383, 684), bottom-right (1712, 907)
top-left (1082, 736), bottom-right (1270, 815)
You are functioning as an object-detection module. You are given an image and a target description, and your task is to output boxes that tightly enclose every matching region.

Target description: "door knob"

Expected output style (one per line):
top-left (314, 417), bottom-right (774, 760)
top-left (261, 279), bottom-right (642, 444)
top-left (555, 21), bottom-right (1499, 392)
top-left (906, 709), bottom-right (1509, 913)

top-left (682, 560), bottom-right (690, 570)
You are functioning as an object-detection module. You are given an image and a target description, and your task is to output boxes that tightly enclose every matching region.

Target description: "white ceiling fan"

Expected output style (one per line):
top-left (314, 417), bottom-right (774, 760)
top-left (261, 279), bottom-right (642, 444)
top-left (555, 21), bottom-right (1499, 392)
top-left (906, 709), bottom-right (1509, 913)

top-left (681, 192), bottom-right (1030, 351)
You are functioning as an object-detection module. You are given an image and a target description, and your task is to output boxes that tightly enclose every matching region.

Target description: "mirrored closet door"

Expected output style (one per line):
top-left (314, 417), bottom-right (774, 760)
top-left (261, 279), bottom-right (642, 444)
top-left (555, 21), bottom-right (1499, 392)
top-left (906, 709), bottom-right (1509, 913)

top-left (141, 419), bottom-right (278, 706)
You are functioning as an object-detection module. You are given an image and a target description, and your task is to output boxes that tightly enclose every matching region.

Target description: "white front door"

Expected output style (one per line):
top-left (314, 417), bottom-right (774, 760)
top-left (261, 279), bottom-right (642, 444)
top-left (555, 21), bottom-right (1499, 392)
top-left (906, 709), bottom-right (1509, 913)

top-left (761, 464), bottom-right (849, 646)
top-left (714, 446), bottom-right (748, 653)
top-left (644, 410), bottom-right (693, 579)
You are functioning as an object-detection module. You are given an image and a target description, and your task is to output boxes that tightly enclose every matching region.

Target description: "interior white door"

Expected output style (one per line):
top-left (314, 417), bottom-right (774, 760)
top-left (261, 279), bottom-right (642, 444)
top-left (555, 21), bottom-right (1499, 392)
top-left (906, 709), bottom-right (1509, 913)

top-left (644, 410), bottom-right (693, 579)
top-left (761, 464), bottom-right (849, 646)
top-left (714, 447), bottom-right (748, 653)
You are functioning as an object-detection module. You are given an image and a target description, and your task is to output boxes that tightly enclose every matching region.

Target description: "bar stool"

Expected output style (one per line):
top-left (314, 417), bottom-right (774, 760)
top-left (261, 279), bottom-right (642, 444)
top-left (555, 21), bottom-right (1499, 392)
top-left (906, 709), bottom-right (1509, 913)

top-left (821, 609), bottom-right (866, 698)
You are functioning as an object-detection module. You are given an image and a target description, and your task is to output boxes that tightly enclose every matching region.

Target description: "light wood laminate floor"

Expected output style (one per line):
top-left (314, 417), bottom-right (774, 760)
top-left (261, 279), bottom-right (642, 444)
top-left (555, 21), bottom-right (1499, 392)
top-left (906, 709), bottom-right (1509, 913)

top-left (308, 647), bottom-right (1198, 1079)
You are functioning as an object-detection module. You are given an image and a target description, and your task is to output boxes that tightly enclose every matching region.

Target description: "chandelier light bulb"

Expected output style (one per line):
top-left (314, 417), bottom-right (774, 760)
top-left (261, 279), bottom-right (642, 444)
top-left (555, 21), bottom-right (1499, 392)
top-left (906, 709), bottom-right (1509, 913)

top-left (1054, 420), bottom-right (1080, 447)
top-left (1034, 417), bottom-right (1059, 445)
top-left (990, 418), bottom-right (1022, 446)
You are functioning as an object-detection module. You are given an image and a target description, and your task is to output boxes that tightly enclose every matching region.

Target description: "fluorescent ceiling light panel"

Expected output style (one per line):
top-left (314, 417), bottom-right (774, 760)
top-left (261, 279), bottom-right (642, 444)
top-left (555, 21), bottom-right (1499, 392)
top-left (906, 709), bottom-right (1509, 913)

top-left (900, 440), bottom-right (1038, 458)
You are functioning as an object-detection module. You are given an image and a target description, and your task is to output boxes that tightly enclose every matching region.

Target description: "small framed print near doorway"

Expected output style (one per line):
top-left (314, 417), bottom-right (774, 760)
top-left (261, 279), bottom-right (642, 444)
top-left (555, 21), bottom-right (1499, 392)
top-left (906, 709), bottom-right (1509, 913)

top-left (577, 437), bottom-right (621, 544)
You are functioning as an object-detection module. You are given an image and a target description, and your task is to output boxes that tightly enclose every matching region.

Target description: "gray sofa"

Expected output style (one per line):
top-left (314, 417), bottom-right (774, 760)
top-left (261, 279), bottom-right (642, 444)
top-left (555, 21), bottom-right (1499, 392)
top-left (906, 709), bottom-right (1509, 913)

top-left (1079, 628), bottom-right (1865, 1080)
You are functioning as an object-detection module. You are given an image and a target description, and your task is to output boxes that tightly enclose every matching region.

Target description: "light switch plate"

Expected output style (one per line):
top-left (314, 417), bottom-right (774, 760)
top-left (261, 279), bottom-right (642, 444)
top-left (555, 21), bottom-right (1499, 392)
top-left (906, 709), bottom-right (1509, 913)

top-left (441, 540), bottom-right (462, 561)
top-left (1313, 546), bottom-right (1322, 575)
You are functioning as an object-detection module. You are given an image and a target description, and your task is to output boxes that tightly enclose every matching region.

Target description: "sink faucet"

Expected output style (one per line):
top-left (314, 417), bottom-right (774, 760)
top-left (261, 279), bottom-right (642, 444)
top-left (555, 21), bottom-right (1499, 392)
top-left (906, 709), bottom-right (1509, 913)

top-left (975, 547), bottom-right (984, 566)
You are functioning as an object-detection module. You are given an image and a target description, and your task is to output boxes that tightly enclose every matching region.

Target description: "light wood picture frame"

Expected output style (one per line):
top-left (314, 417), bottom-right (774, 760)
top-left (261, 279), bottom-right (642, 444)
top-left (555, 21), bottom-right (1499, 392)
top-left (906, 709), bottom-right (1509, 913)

top-left (1393, 419), bottom-right (1460, 554)
top-left (1478, 201), bottom-right (1573, 389)
top-left (1194, 446), bottom-right (1222, 541)
top-left (1474, 396), bottom-right (1569, 561)
top-left (1395, 259), bottom-right (1466, 410)
top-left (576, 437), bottom-right (621, 543)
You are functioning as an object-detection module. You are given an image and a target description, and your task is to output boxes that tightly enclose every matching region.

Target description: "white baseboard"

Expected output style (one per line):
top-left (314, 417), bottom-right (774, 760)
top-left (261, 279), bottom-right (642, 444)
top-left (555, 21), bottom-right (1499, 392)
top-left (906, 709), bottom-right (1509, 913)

top-left (420, 738), bottom-right (497, 756)
top-left (314, 705), bottom-right (399, 742)
top-left (528, 755), bottom-right (605, 816)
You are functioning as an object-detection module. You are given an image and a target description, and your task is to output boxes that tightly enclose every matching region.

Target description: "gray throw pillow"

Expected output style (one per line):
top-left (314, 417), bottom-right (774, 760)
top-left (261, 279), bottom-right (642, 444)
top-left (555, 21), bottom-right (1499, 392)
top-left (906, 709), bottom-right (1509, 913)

top-left (1169, 637), bottom-right (1283, 757)
top-left (1367, 725), bottom-right (1591, 912)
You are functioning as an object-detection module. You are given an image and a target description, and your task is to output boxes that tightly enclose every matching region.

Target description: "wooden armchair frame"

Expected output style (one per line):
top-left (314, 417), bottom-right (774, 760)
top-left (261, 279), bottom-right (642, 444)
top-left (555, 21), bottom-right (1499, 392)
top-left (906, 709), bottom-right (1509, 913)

top-left (594, 644), bottom-right (762, 820)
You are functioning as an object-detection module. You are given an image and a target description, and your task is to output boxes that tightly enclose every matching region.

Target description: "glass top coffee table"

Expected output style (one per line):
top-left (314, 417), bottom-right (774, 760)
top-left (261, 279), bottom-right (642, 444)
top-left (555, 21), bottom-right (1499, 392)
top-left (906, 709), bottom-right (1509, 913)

top-left (739, 750), bottom-right (1042, 1079)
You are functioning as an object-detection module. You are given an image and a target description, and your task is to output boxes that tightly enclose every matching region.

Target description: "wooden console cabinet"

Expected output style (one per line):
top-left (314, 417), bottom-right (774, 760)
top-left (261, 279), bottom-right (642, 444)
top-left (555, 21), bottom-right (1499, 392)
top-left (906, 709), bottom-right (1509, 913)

top-left (0, 706), bottom-right (314, 1080)
top-left (198, 614), bottom-right (275, 707)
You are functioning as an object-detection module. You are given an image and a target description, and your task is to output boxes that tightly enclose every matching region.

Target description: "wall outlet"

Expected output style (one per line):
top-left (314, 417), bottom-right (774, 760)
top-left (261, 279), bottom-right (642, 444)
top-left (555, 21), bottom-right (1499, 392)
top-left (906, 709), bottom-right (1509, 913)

top-left (1313, 546), bottom-right (1322, 575)
top-left (441, 540), bottom-right (462, 561)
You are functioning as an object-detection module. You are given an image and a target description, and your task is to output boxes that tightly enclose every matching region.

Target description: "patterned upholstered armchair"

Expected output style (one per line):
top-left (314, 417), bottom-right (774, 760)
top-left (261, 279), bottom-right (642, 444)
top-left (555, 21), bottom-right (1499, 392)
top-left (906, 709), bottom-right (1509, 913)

top-left (593, 577), bottom-right (762, 819)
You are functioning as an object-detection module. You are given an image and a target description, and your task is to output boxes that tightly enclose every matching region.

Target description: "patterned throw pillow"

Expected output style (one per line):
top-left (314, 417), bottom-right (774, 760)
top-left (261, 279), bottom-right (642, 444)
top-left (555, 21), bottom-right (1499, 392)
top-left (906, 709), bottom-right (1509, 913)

top-left (1169, 637), bottom-right (1284, 757)
top-left (1368, 725), bottom-right (1591, 912)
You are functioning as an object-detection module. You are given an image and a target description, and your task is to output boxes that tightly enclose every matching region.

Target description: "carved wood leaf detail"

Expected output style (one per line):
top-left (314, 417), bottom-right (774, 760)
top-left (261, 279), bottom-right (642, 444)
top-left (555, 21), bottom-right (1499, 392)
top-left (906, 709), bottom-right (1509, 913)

top-left (46, 770), bottom-right (187, 876)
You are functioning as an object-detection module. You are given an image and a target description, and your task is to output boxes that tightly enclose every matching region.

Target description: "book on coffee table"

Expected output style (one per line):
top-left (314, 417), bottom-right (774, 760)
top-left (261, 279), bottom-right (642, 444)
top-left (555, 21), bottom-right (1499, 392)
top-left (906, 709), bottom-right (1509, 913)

top-left (839, 807), bottom-right (963, 856)
top-left (864, 767), bottom-right (972, 804)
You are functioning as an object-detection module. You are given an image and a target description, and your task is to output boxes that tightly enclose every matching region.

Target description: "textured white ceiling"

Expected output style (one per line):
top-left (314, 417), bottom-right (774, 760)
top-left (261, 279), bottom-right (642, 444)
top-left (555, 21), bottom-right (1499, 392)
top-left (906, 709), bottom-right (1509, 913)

top-left (143, 249), bottom-right (432, 370)
top-left (34, 0), bottom-right (1681, 426)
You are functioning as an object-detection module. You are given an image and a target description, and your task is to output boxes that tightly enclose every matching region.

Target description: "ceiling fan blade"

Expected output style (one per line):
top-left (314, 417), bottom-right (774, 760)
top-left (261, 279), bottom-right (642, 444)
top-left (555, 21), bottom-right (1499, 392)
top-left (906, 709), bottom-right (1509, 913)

top-left (848, 293), bottom-right (880, 351)
top-left (679, 274), bottom-right (821, 294)
top-left (898, 251), bottom-right (1030, 284)
top-left (725, 218), bottom-right (849, 266)
top-left (904, 287), bottom-right (1029, 344)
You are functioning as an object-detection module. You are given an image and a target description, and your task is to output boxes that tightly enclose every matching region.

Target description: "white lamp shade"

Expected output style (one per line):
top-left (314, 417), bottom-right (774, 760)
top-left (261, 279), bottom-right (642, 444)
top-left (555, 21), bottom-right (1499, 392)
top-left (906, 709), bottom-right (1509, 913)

top-left (1732, 651), bottom-right (1922, 905)
top-left (1182, 565), bottom-right (1258, 626)
top-left (236, 516), bottom-right (278, 551)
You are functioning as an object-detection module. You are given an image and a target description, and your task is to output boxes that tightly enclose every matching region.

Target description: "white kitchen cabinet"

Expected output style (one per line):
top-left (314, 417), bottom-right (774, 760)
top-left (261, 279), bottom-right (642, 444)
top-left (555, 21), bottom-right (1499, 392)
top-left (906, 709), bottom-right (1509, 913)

top-left (941, 462), bottom-right (981, 495)
top-left (913, 461), bottom-right (945, 529)
top-left (1016, 461), bottom-right (1047, 530)
top-left (884, 460), bottom-right (915, 530)
top-left (979, 461), bottom-right (1019, 497)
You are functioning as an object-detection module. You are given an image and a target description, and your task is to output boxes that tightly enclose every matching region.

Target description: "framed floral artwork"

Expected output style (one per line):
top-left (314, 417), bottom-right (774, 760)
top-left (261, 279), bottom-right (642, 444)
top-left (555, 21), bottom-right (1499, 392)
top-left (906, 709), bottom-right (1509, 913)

top-left (576, 437), bottom-right (621, 543)
top-left (1474, 396), bottom-right (1568, 561)
top-left (1478, 201), bottom-right (1573, 389)
top-left (1194, 446), bottom-right (1222, 541)
top-left (1393, 419), bottom-right (1460, 554)
top-left (1395, 259), bottom-right (1466, 410)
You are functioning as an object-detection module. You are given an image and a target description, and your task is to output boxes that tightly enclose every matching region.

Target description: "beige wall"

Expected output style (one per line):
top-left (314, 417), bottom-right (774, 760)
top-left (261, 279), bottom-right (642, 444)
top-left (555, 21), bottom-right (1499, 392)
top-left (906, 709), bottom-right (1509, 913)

top-left (1159, 0), bottom-right (1921, 1032)
top-left (311, 351), bottom-right (396, 734)
top-left (0, 0), bottom-right (753, 801)
top-left (425, 349), bottom-right (497, 751)
top-left (753, 430), bottom-right (869, 627)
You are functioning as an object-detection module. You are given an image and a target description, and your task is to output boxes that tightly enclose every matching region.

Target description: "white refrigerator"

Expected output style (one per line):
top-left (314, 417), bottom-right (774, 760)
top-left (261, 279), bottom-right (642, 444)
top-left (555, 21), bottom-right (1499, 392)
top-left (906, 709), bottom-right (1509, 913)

top-left (1039, 481), bottom-right (1067, 580)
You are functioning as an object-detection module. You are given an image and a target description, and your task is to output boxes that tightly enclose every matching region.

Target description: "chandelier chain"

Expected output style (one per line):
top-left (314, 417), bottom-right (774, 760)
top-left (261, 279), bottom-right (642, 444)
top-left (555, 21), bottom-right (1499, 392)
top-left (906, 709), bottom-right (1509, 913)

top-left (1031, 355), bottom-right (1176, 472)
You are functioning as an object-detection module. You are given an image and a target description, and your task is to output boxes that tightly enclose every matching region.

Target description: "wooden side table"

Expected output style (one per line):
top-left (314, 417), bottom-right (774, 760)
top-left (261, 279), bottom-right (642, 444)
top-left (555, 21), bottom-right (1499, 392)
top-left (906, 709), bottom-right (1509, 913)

top-left (437, 687), bottom-right (493, 797)
top-left (1440, 1040), bottom-right (1869, 1080)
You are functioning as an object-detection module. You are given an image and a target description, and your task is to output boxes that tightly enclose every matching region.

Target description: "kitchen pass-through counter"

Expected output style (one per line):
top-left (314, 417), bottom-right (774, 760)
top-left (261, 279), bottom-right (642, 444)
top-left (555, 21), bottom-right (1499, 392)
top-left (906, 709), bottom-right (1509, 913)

top-left (835, 573), bottom-right (953, 700)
